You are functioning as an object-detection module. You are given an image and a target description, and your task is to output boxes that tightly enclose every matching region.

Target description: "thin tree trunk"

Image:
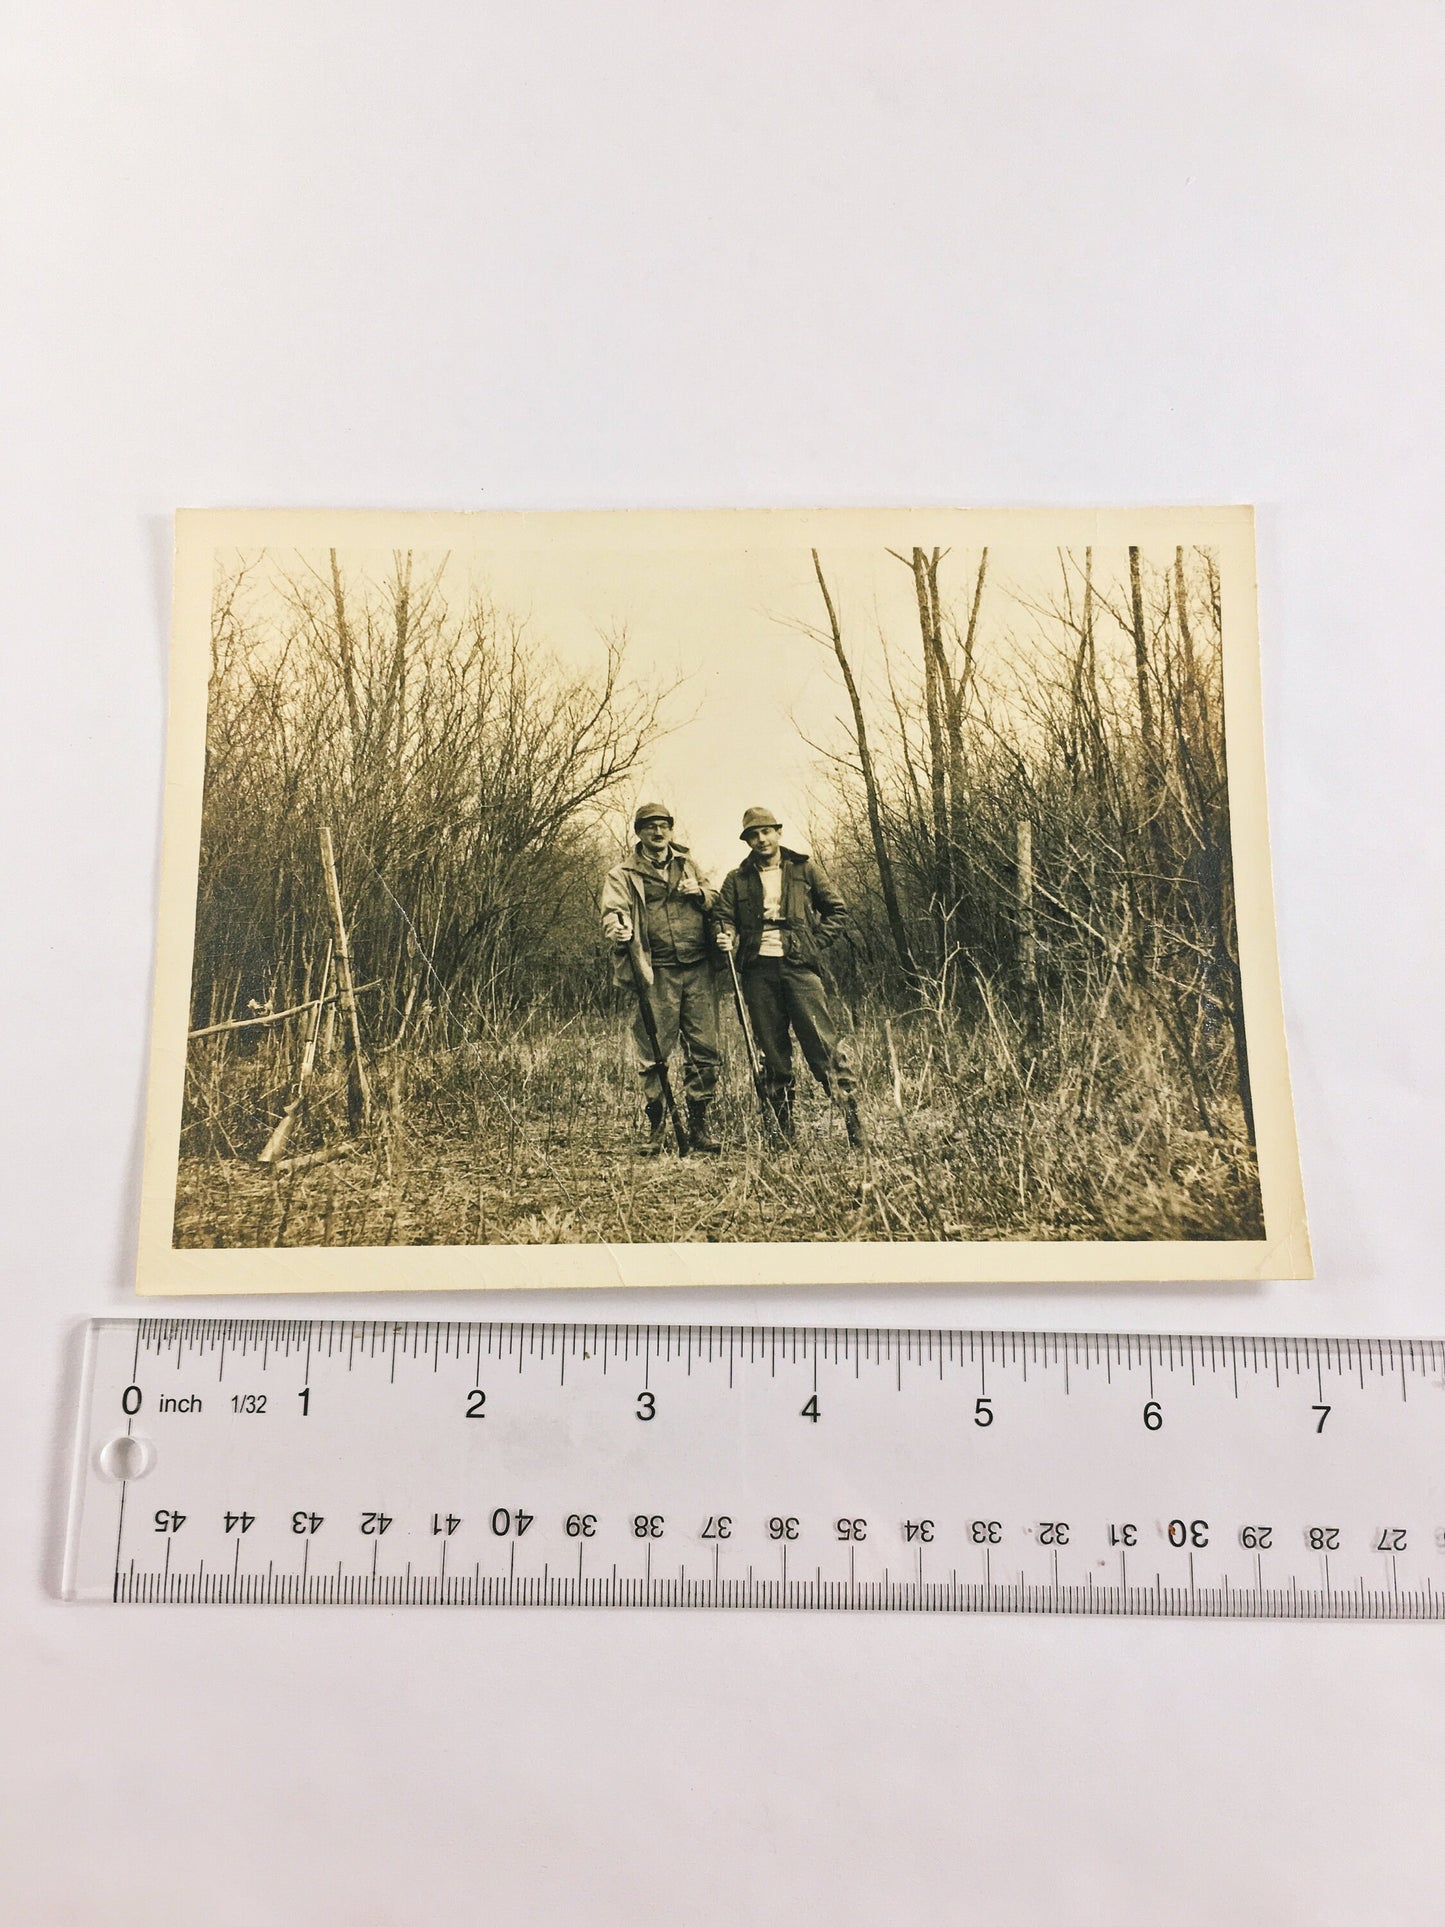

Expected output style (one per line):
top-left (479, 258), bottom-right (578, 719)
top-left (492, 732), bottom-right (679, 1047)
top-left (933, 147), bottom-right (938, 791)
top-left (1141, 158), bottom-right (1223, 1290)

top-left (1173, 547), bottom-right (1196, 685)
top-left (1068, 546), bottom-right (1103, 788)
top-left (946, 549), bottom-right (987, 983)
top-left (386, 550), bottom-right (412, 768)
top-left (950, 547), bottom-right (986, 756)
top-left (812, 550), bottom-right (917, 982)
top-left (1174, 543), bottom-right (1204, 756)
top-left (1016, 818), bottom-right (1037, 988)
top-left (1016, 816), bottom-right (1041, 1050)
top-left (925, 548), bottom-right (955, 913)
top-left (1219, 848), bottom-right (1256, 1146)
top-left (329, 549), bottom-right (362, 751)
top-left (1128, 546), bottom-right (1167, 969)
top-left (910, 547), bottom-right (950, 964)
top-left (1128, 545), bottom-right (1156, 758)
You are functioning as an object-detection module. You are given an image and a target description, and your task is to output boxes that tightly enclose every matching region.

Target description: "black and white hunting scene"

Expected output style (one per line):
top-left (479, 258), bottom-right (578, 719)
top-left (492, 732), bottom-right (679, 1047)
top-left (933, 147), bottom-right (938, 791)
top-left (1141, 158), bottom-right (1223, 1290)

top-left (177, 531), bottom-right (1263, 1248)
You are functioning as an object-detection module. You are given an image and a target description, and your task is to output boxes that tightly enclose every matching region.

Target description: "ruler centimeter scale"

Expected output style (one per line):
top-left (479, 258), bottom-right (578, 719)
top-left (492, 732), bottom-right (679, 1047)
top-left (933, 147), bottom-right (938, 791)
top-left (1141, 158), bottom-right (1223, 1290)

top-left (63, 1319), bottom-right (1445, 1620)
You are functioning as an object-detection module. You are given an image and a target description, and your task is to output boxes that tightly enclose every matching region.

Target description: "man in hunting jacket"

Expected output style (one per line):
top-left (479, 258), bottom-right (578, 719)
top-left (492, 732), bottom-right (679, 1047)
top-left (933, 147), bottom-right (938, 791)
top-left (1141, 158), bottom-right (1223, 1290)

top-left (715, 807), bottom-right (866, 1147)
top-left (599, 802), bottom-right (722, 1155)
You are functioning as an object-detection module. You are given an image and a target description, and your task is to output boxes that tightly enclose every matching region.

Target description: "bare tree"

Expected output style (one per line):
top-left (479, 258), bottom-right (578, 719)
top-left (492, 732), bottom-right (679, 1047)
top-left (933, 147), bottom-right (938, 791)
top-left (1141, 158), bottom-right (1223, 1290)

top-left (811, 550), bottom-right (917, 982)
top-left (812, 542), bottom-right (1255, 1146)
top-left (193, 553), bottom-right (677, 1038)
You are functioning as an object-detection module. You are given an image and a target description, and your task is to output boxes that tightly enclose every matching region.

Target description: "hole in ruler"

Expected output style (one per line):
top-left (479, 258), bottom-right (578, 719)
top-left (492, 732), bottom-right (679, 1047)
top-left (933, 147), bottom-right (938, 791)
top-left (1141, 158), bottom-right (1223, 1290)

top-left (97, 1435), bottom-right (155, 1483)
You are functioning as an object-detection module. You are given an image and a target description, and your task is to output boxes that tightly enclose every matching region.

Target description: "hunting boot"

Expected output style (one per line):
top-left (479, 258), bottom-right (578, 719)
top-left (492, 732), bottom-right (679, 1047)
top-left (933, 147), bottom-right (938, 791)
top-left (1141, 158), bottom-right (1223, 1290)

top-left (639, 1099), bottom-right (667, 1157)
top-left (687, 1100), bottom-right (722, 1154)
top-left (843, 1097), bottom-right (869, 1149)
top-left (767, 1088), bottom-right (796, 1146)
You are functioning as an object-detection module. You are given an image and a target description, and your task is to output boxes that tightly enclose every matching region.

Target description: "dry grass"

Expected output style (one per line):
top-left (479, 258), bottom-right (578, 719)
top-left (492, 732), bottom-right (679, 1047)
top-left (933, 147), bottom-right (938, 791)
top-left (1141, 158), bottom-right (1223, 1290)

top-left (174, 989), bottom-right (1263, 1249)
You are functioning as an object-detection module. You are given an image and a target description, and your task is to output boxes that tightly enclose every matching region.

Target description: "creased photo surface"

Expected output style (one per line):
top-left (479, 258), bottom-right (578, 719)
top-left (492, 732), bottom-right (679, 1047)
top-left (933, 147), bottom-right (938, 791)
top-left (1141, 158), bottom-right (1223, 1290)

top-left (139, 507), bottom-right (1309, 1291)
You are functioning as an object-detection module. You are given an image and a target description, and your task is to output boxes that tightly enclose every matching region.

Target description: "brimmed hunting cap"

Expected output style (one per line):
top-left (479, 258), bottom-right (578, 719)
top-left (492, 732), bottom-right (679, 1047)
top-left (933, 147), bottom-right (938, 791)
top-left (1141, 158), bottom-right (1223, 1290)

top-left (633, 801), bottom-right (674, 829)
top-left (740, 805), bottom-right (782, 839)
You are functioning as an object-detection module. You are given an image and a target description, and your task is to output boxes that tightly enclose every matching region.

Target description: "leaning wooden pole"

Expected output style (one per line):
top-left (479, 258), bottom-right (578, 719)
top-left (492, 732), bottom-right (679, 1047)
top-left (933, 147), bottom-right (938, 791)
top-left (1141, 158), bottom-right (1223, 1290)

top-left (257, 944), bottom-right (331, 1167)
top-left (319, 826), bottom-right (372, 1130)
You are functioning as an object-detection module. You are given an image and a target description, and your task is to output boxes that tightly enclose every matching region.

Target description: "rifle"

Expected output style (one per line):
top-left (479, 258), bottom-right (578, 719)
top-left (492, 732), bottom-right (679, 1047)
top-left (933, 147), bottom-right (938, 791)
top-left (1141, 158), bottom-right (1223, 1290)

top-left (624, 947), bottom-right (690, 1155)
top-left (720, 941), bottom-right (770, 1118)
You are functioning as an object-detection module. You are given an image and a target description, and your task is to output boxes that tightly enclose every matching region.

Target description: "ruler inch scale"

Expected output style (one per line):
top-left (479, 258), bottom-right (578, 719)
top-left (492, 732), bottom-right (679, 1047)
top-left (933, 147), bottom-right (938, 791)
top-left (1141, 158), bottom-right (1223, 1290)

top-left (63, 1319), bottom-right (1445, 1620)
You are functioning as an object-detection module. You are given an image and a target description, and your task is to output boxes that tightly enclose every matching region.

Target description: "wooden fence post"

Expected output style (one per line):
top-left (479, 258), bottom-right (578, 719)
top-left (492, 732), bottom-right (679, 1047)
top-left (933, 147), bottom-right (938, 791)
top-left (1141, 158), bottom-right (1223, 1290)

top-left (319, 826), bottom-right (372, 1130)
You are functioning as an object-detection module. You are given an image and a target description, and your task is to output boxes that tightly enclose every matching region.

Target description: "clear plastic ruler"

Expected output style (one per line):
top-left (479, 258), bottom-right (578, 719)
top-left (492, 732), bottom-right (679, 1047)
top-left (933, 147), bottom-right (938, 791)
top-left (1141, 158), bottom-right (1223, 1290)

top-left (63, 1320), bottom-right (1445, 1618)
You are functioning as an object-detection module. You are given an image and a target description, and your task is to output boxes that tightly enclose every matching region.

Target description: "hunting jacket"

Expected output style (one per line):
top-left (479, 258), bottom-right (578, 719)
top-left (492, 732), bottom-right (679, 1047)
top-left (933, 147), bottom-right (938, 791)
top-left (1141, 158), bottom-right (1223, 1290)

top-left (716, 847), bottom-right (848, 974)
top-left (599, 841), bottom-right (718, 989)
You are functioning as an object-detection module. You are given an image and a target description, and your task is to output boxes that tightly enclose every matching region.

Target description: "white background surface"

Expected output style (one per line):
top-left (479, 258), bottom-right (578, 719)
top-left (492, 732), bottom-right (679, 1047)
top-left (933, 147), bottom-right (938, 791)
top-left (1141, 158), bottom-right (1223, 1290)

top-left (3, 4), bottom-right (1442, 1920)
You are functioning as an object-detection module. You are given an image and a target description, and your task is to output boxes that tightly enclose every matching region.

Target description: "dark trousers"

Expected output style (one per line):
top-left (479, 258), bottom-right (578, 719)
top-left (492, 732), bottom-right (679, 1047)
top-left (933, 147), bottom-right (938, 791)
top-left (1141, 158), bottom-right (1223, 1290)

top-left (630, 961), bottom-right (720, 1105)
top-left (740, 959), bottom-right (855, 1101)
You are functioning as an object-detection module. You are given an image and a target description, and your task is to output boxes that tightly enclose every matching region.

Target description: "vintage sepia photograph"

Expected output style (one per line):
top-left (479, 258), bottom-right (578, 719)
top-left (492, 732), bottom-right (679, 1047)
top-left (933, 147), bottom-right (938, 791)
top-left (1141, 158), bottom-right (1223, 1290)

top-left (139, 507), bottom-right (1308, 1291)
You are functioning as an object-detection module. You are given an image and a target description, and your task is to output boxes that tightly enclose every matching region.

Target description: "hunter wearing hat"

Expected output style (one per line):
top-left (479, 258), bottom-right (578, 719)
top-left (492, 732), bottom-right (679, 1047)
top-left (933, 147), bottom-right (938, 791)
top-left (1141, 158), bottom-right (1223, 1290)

top-left (600, 802), bottom-right (723, 1155)
top-left (715, 807), bottom-right (866, 1147)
